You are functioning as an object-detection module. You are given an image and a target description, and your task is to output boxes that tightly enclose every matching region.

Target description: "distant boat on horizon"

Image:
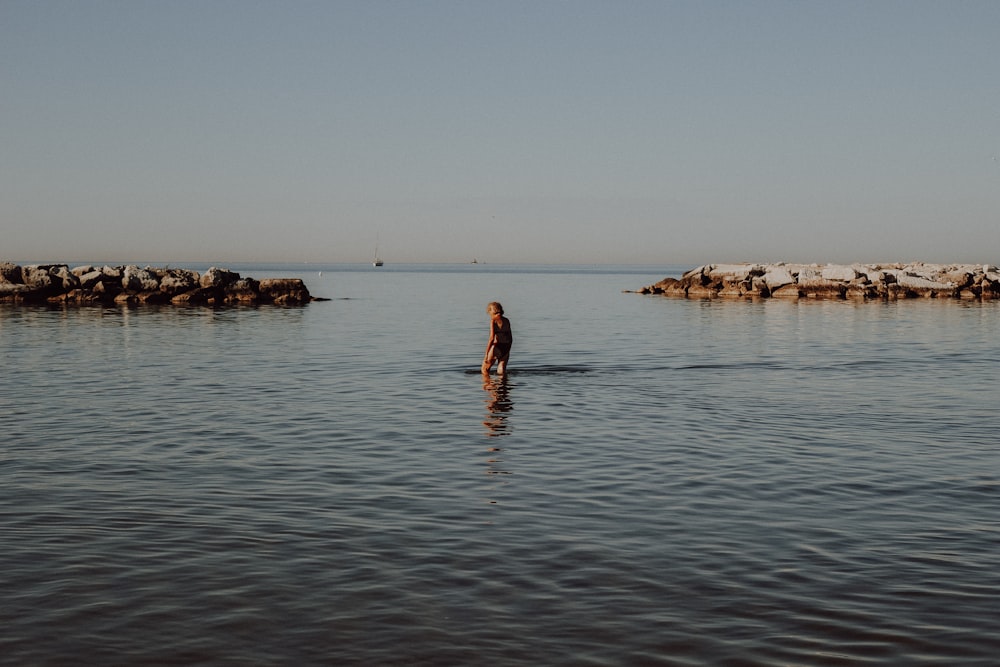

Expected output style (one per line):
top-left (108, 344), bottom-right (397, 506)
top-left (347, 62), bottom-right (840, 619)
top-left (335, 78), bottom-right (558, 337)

top-left (373, 235), bottom-right (383, 267)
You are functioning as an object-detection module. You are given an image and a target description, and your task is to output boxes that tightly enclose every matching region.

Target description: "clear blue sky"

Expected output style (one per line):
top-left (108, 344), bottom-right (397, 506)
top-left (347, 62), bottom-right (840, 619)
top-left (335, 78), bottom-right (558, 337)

top-left (2, 0), bottom-right (998, 265)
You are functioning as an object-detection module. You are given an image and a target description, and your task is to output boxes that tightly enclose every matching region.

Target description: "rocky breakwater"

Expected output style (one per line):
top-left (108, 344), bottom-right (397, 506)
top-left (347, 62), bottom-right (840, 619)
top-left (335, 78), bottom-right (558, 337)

top-left (0, 263), bottom-right (315, 306)
top-left (638, 262), bottom-right (1000, 300)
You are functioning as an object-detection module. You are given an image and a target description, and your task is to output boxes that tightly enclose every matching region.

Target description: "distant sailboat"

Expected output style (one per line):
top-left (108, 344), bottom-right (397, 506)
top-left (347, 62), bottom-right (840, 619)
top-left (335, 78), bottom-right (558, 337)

top-left (372, 235), bottom-right (383, 267)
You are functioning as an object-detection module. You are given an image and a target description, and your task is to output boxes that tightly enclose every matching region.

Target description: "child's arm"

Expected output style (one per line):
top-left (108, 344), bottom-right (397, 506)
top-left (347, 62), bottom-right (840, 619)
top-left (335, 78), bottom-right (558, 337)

top-left (484, 321), bottom-right (496, 359)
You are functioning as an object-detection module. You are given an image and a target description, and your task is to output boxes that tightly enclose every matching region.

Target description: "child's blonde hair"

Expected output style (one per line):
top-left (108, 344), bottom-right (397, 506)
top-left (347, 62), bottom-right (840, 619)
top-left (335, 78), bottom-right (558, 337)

top-left (487, 301), bottom-right (504, 315)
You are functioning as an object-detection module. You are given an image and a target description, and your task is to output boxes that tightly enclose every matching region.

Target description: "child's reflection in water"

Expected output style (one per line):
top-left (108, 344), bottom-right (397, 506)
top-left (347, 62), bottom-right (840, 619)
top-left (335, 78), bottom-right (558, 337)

top-left (483, 376), bottom-right (514, 507)
top-left (482, 375), bottom-right (513, 437)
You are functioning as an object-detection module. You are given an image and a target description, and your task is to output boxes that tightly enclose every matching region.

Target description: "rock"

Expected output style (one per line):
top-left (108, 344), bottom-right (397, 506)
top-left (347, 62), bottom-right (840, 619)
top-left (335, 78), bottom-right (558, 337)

top-left (686, 283), bottom-right (719, 298)
top-left (847, 283), bottom-right (881, 300)
top-left (123, 265), bottom-right (160, 292)
top-left (21, 265), bottom-right (55, 289)
top-left (795, 267), bottom-right (821, 284)
top-left (224, 277), bottom-right (262, 304)
top-left (70, 265), bottom-right (95, 277)
top-left (200, 267), bottom-right (240, 289)
top-left (0, 262), bottom-right (23, 284)
top-left (171, 288), bottom-right (213, 305)
top-left (0, 263), bottom-right (317, 306)
top-left (643, 277), bottom-right (685, 296)
top-left (706, 264), bottom-right (761, 281)
top-left (159, 269), bottom-right (200, 295)
top-left (787, 267), bottom-right (851, 298)
top-left (981, 277), bottom-right (1000, 298)
top-left (749, 277), bottom-right (771, 297)
top-left (638, 262), bottom-right (998, 302)
top-left (259, 278), bottom-right (311, 305)
top-left (52, 266), bottom-right (79, 290)
top-left (17, 265), bottom-right (70, 299)
top-left (800, 282), bottom-right (847, 299)
top-left (891, 273), bottom-right (956, 297)
top-left (821, 265), bottom-right (859, 281)
top-left (941, 270), bottom-right (973, 289)
top-left (762, 267), bottom-right (797, 290)
top-left (716, 279), bottom-right (749, 297)
top-left (78, 269), bottom-right (105, 289)
top-left (864, 269), bottom-right (887, 284)
top-left (91, 279), bottom-right (122, 298)
top-left (0, 283), bottom-right (32, 296)
top-left (769, 283), bottom-right (802, 298)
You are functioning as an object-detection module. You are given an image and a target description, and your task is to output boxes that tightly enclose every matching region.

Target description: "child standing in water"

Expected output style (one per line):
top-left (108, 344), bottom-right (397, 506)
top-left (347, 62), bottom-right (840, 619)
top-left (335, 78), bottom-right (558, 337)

top-left (482, 302), bottom-right (513, 375)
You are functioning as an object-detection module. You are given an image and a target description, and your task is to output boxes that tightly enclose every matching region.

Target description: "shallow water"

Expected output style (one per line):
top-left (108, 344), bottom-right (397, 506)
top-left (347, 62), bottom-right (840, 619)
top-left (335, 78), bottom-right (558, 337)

top-left (2, 264), bottom-right (999, 665)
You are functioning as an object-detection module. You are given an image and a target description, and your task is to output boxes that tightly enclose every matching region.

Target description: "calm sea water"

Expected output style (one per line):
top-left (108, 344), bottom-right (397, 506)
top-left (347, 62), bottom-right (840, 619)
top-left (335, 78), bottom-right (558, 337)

top-left (2, 263), bottom-right (999, 666)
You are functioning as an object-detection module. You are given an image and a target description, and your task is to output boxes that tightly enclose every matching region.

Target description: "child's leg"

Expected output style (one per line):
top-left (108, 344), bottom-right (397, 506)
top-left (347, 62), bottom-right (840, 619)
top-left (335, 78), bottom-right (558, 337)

top-left (496, 349), bottom-right (509, 375)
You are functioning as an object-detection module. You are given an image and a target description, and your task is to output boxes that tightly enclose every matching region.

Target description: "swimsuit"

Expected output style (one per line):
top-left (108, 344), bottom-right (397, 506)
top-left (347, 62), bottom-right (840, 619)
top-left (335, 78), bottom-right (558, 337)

top-left (491, 319), bottom-right (512, 359)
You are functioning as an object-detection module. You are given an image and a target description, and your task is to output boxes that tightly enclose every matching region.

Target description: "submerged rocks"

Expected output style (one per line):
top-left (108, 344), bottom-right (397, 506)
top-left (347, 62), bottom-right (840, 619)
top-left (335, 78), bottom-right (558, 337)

top-left (0, 263), bottom-right (314, 306)
top-left (638, 262), bottom-right (1000, 301)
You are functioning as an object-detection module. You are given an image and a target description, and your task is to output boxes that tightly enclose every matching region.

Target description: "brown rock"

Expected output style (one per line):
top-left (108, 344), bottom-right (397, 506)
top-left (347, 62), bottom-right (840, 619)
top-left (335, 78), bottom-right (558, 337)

top-left (0, 262), bottom-right (23, 284)
top-left (259, 278), bottom-right (311, 304)
top-left (769, 283), bottom-right (802, 298)
top-left (799, 283), bottom-right (847, 299)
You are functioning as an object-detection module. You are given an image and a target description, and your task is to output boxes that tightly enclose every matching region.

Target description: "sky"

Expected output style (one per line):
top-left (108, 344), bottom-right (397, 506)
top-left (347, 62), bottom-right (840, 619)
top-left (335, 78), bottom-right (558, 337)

top-left (2, 0), bottom-right (998, 266)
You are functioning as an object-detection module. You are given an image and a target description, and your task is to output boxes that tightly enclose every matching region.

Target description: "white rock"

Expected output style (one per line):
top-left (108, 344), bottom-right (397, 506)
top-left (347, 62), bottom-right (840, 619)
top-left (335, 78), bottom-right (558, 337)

top-left (763, 267), bottom-right (797, 289)
top-left (707, 264), bottom-right (757, 279)
top-left (796, 267), bottom-right (822, 285)
top-left (821, 265), bottom-right (859, 281)
top-left (895, 274), bottom-right (953, 290)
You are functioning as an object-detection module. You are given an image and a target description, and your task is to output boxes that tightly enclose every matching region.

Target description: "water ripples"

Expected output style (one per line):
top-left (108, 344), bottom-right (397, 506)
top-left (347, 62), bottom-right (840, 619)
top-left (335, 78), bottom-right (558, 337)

top-left (3, 279), bottom-right (1000, 665)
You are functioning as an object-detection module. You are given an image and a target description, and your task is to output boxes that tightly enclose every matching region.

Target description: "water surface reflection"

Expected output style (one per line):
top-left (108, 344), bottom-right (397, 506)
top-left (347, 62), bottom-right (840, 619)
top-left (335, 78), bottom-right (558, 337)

top-left (482, 375), bottom-right (514, 438)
